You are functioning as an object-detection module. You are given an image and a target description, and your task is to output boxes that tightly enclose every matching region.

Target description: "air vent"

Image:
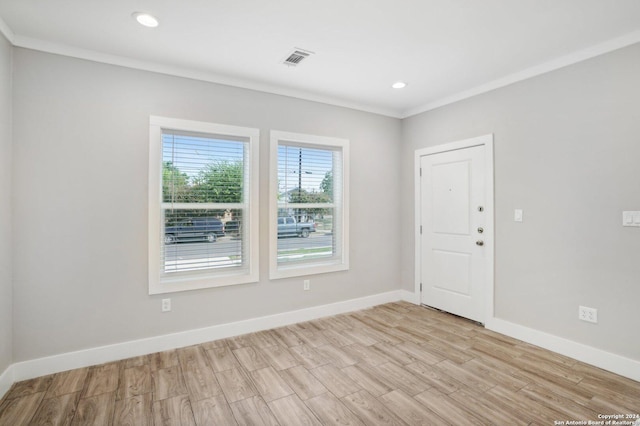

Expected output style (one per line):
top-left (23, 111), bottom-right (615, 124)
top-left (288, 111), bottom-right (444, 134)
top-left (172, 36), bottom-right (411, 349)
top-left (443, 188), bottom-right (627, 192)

top-left (283, 48), bottom-right (314, 67)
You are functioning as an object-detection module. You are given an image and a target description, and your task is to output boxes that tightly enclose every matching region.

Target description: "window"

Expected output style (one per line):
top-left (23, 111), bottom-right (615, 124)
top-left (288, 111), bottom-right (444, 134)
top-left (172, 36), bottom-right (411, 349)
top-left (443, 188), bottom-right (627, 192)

top-left (149, 117), bottom-right (259, 294)
top-left (270, 130), bottom-right (349, 279)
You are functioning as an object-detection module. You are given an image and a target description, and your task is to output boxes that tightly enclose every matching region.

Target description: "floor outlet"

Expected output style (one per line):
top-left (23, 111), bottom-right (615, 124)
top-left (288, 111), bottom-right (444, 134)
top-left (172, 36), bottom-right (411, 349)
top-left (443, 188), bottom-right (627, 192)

top-left (304, 280), bottom-right (310, 291)
top-left (162, 298), bottom-right (171, 312)
top-left (578, 305), bottom-right (597, 323)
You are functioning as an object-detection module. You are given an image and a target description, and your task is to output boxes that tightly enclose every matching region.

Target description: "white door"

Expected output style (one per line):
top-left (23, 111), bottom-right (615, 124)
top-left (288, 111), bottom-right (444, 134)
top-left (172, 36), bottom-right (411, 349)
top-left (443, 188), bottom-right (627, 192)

top-left (419, 143), bottom-right (486, 323)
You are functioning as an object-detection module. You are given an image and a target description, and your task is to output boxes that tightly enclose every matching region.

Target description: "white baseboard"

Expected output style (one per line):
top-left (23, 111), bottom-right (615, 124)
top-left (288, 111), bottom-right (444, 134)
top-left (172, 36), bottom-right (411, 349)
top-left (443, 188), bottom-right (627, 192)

top-left (399, 289), bottom-right (420, 304)
top-left (0, 364), bottom-right (13, 399)
top-left (5, 291), bottom-right (637, 401)
top-left (486, 317), bottom-right (640, 382)
top-left (9, 290), bottom-right (404, 384)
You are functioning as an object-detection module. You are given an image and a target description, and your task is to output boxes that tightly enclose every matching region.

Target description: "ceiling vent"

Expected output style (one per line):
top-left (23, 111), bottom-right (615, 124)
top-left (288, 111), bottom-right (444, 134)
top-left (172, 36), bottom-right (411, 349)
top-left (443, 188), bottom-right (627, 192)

top-left (283, 48), bottom-right (314, 67)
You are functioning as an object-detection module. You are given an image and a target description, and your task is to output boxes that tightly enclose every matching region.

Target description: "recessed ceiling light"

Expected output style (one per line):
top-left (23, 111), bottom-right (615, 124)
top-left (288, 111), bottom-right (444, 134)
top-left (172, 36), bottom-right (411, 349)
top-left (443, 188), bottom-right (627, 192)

top-left (132, 12), bottom-right (159, 28)
top-left (392, 81), bottom-right (407, 89)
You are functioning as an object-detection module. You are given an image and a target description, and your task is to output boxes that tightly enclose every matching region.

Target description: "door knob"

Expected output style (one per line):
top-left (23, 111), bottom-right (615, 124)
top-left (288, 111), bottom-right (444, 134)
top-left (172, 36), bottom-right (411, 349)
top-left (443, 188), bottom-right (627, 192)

top-left (476, 240), bottom-right (484, 246)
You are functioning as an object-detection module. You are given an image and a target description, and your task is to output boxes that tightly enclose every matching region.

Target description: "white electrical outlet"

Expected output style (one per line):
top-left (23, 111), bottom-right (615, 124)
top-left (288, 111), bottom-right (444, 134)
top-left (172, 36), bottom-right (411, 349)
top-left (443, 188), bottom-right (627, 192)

top-left (514, 209), bottom-right (523, 222)
top-left (622, 211), bottom-right (640, 227)
top-left (578, 305), bottom-right (597, 323)
top-left (303, 280), bottom-right (310, 291)
top-left (162, 298), bottom-right (171, 312)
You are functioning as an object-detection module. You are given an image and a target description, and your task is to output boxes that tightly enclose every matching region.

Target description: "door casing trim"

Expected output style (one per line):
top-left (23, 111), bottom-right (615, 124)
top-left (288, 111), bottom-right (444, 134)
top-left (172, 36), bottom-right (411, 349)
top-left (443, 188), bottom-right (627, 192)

top-left (414, 134), bottom-right (494, 324)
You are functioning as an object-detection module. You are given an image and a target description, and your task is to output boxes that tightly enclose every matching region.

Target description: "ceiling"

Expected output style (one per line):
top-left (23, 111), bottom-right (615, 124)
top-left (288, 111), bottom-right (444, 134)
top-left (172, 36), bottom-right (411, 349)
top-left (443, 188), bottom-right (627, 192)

top-left (1, 0), bottom-right (639, 118)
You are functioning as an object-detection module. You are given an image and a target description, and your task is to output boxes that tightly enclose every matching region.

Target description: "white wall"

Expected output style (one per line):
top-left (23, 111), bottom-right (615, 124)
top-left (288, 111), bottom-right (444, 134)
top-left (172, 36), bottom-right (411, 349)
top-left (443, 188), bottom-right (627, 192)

top-left (9, 40), bottom-right (640, 371)
top-left (11, 48), bottom-right (402, 362)
top-left (401, 43), bottom-right (640, 361)
top-left (0, 33), bottom-right (12, 376)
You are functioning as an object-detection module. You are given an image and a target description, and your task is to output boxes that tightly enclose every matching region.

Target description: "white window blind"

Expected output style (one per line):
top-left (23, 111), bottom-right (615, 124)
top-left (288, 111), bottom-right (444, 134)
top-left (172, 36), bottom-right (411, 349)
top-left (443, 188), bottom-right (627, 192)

top-left (149, 117), bottom-right (259, 294)
top-left (270, 131), bottom-right (349, 279)
top-left (162, 129), bottom-right (248, 274)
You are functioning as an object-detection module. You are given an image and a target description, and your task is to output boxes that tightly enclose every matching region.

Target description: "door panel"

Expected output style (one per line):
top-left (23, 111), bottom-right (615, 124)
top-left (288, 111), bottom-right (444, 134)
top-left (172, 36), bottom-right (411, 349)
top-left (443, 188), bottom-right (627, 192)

top-left (432, 250), bottom-right (471, 296)
top-left (432, 160), bottom-right (470, 235)
top-left (420, 144), bottom-right (485, 323)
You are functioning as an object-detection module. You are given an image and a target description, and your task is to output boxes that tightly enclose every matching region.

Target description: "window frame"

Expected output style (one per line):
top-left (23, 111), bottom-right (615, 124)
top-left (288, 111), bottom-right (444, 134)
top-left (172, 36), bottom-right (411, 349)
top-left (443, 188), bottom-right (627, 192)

top-left (269, 130), bottom-right (349, 279)
top-left (148, 116), bottom-right (259, 294)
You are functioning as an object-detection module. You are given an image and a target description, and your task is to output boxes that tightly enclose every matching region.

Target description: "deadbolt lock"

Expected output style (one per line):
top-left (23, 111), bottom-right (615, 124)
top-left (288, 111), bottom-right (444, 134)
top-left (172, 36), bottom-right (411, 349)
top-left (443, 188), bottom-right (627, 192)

top-left (478, 206), bottom-right (484, 212)
top-left (477, 227), bottom-right (484, 234)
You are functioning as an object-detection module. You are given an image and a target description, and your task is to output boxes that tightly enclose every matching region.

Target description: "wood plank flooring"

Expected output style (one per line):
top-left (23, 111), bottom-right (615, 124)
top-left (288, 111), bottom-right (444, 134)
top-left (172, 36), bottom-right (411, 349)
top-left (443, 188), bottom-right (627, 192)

top-left (1, 302), bottom-right (639, 425)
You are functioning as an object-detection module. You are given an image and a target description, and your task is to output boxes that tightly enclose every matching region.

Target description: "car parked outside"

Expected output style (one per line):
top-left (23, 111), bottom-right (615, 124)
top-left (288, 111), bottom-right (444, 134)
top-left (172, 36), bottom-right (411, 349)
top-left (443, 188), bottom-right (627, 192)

top-left (277, 216), bottom-right (316, 238)
top-left (165, 217), bottom-right (225, 244)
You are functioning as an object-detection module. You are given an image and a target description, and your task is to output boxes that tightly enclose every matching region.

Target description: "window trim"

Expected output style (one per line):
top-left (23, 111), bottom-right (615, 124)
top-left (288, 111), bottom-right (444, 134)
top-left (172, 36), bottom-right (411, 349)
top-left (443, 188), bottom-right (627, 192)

top-left (148, 116), bottom-right (259, 294)
top-left (269, 130), bottom-right (349, 280)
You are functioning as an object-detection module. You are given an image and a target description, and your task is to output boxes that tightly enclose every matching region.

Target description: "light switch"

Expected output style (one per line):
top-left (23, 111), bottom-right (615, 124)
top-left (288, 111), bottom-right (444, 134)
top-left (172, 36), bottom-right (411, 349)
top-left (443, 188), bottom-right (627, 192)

top-left (622, 211), bottom-right (640, 227)
top-left (514, 209), bottom-right (523, 222)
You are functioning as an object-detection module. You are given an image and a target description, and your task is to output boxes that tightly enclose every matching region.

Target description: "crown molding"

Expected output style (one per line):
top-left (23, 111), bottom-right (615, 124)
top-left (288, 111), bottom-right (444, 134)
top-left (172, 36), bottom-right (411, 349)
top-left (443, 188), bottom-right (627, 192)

top-left (12, 35), bottom-right (402, 119)
top-left (2, 15), bottom-right (639, 121)
top-left (402, 30), bottom-right (640, 118)
top-left (0, 15), bottom-right (14, 44)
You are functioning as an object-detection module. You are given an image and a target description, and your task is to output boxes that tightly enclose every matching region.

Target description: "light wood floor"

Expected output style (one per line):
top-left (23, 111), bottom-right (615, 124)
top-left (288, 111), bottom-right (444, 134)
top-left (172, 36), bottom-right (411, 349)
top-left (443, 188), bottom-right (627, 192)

top-left (1, 302), bottom-right (639, 425)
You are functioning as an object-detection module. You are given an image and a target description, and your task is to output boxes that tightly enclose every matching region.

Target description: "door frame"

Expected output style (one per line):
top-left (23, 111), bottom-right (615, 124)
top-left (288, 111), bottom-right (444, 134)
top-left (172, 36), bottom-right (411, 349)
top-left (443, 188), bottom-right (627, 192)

top-left (414, 134), bottom-right (495, 323)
